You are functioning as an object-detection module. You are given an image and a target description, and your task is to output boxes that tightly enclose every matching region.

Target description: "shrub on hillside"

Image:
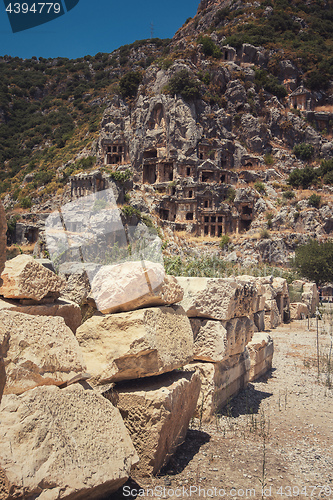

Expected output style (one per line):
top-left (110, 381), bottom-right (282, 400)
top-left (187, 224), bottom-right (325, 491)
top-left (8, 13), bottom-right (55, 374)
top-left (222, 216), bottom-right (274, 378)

top-left (165, 70), bottom-right (201, 101)
top-left (293, 143), bottom-right (314, 161)
top-left (119, 71), bottom-right (143, 99)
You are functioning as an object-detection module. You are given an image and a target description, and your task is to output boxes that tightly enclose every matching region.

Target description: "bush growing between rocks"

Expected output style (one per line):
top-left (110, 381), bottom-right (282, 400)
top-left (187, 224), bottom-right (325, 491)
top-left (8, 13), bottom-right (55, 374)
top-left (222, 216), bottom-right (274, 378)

top-left (293, 143), bottom-right (314, 161)
top-left (119, 71), bottom-right (143, 99)
top-left (198, 36), bottom-right (222, 58)
top-left (165, 70), bottom-right (201, 101)
top-left (308, 193), bottom-right (321, 208)
top-left (254, 181), bottom-right (266, 195)
top-left (220, 234), bottom-right (230, 249)
top-left (282, 190), bottom-right (295, 200)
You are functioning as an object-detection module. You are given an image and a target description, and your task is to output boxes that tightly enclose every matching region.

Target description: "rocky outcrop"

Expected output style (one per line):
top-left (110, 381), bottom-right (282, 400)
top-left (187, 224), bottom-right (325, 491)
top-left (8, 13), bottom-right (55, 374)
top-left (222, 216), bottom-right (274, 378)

top-left (0, 384), bottom-right (139, 499)
top-left (0, 202), bottom-right (6, 287)
top-left (76, 305), bottom-right (193, 384)
top-left (0, 297), bottom-right (82, 333)
top-left (0, 310), bottom-right (87, 395)
top-left (104, 370), bottom-right (201, 476)
top-left (187, 351), bottom-right (251, 422)
top-left (0, 254), bottom-right (65, 301)
top-left (191, 316), bottom-right (254, 362)
top-left (247, 332), bottom-right (274, 381)
top-left (176, 277), bottom-right (264, 321)
top-left (91, 261), bottom-right (183, 314)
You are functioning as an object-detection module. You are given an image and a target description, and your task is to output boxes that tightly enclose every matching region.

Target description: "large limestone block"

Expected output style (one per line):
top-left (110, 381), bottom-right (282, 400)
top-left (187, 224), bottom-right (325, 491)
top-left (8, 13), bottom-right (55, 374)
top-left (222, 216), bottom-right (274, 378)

top-left (247, 332), bottom-right (274, 381)
top-left (76, 305), bottom-right (193, 384)
top-left (0, 254), bottom-right (65, 301)
top-left (104, 370), bottom-right (201, 476)
top-left (290, 302), bottom-right (309, 320)
top-left (176, 277), bottom-right (261, 320)
top-left (253, 310), bottom-right (265, 332)
top-left (272, 277), bottom-right (289, 296)
top-left (91, 261), bottom-right (183, 314)
top-left (0, 384), bottom-right (139, 499)
top-left (0, 297), bottom-right (82, 333)
top-left (0, 202), bottom-right (6, 287)
top-left (264, 299), bottom-right (281, 329)
top-left (186, 351), bottom-right (251, 422)
top-left (0, 310), bottom-right (87, 395)
top-left (191, 316), bottom-right (254, 362)
top-left (302, 282), bottom-right (319, 316)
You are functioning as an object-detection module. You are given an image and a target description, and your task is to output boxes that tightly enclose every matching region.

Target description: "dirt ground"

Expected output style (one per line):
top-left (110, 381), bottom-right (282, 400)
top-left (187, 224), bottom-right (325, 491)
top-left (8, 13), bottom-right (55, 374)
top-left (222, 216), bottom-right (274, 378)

top-left (110, 307), bottom-right (333, 500)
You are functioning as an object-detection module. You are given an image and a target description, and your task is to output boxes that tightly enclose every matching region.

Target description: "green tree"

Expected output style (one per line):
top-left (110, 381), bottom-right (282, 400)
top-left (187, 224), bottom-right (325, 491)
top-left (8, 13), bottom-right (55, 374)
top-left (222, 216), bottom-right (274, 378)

top-left (294, 240), bottom-right (333, 285)
top-left (166, 70), bottom-right (201, 101)
top-left (119, 71), bottom-right (143, 99)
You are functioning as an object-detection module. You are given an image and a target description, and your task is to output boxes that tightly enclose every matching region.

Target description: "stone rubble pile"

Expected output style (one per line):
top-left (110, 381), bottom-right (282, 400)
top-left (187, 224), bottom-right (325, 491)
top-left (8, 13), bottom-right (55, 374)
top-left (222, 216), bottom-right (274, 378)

top-left (0, 200), bottom-right (318, 498)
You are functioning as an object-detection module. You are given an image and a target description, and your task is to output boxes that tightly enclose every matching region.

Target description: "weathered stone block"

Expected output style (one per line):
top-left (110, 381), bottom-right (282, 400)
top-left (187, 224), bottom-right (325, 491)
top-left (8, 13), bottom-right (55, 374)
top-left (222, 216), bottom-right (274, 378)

top-left (0, 297), bottom-right (82, 333)
top-left (104, 370), bottom-right (201, 476)
top-left (0, 254), bottom-right (65, 301)
top-left (91, 261), bottom-right (183, 313)
top-left (0, 384), bottom-right (139, 499)
top-left (76, 305), bottom-right (193, 384)
top-left (247, 332), bottom-right (274, 381)
top-left (186, 351), bottom-right (251, 422)
top-left (0, 310), bottom-right (87, 395)
top-left (176, 277), bottom-right (262, 321)
top-left (191, 316), bottom-right (254, 362)
top-left (290, 302), bottom-right (309, 320)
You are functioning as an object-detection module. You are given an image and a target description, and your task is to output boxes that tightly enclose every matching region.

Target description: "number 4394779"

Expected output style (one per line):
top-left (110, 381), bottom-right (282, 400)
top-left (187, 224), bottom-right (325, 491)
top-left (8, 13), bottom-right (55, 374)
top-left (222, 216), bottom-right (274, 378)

top-left (5, 3), bottom-right (61, 14)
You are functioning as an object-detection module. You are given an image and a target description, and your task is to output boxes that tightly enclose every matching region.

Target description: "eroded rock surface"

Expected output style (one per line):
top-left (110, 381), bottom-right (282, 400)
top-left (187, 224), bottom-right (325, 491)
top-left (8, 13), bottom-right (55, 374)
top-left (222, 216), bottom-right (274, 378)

top-left (104, 370), bottom-right (201, 476)
top-left (0, 310), bottom-right (86, 395)
top-left (176, 277), bottom-right (263, 321)
top-left (191, 316), bottom-right (254, 362)
top-left (247, 332), bottom-right (274, 381)
top-left (0, 254), bottom-right (65, 301)
top-left (0, 298), bottom-right (82, 333)
top-left (0, 384), bottom-right (139, 499)
top-left (186, 351), bottom-right (251, 422)
top-left (76, 305), bottom-right (193, 384)
top-left (91, 261), bottom-right (183, 313)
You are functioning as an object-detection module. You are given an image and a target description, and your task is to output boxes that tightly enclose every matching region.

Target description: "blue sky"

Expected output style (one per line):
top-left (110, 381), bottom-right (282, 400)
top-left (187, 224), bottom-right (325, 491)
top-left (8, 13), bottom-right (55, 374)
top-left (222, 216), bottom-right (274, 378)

top-left (0, 0), bottom-right (199, 59)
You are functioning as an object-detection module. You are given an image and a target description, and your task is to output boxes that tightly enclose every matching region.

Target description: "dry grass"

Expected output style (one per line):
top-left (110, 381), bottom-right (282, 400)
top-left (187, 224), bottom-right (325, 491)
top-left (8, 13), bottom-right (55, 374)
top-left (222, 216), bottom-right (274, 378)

top-left (314, 105), bottom-right (333, 112)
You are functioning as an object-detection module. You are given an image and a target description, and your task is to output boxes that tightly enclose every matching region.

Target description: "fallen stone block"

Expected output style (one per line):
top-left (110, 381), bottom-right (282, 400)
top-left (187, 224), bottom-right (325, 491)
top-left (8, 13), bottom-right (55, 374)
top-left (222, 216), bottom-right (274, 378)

top-left (185, 351), bottom-right (251, 422)
top-left (90, 261), bottom-right (183, 314)
top-left (191, 316), bottom-right (254, 362)
top-left (247, 332), bottom-right (274, 381)
top-left (0, 297), bottom-right (82, 333)
top-left (76, 305), bottom-right (193, 384)
top-left (0, 384), bottom-right (139, 499)
top-left (103, 370), bottom-right (201, 477)
top-left (0, 310), bottom-right (87, 395)
top-left (0, 254), bottom-right (65, 301)
top-left (176, 277), bottom-right (263, 321)
top-left (290, 302), bottom-right (309, 320)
